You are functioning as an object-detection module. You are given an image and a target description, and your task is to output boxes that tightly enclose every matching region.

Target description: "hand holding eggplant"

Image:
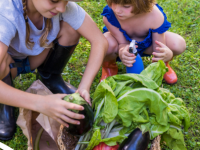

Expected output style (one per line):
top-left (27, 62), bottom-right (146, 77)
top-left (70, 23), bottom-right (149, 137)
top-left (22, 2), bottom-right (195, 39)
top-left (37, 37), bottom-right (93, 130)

top-left (63, 93), bottom-right (94, 136)
top-left (36, 94), bottom-right (85, 128)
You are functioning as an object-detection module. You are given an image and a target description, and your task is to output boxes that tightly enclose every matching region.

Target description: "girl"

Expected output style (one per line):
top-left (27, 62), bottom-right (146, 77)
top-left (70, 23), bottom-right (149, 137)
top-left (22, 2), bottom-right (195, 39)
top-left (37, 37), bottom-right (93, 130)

top-left (0, 0), bottom-right (108, 140)
top-left (100, 0), bottom-right (186, 84)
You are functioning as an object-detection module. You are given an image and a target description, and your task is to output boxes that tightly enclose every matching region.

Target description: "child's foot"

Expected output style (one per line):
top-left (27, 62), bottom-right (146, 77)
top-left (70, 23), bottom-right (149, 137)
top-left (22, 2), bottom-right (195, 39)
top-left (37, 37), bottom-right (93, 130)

top-left (100, 60), bottom-right (118, 82)
top-left (163, 62), bottom-right (177, 85)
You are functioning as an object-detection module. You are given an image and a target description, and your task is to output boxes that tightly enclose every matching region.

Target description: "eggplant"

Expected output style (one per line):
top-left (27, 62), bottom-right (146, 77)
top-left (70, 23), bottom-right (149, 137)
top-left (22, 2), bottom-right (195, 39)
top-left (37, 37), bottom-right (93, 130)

top-left (118, 128), bottom-right (150, 150)
top-left (67, 103), bottom-right (94, 136)
top-left (63, 93), bottom-right (94, 136)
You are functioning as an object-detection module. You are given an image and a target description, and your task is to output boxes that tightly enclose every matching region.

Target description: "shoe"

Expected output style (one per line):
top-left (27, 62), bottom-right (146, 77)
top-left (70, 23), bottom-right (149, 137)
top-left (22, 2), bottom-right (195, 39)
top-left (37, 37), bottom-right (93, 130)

top-left (100, 60), bottom-right (118, 82)
top-left (0, 73), bottom-right (16, 140)
top-left (37, 40), bottom-right (77, 94)
top-left (163, 62), bottom-right (178, 85)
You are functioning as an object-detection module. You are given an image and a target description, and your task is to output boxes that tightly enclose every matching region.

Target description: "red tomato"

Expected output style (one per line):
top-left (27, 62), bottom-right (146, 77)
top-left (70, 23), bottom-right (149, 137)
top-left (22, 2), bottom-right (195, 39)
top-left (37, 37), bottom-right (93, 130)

top-left (93, 142), bottom-right (119, 150)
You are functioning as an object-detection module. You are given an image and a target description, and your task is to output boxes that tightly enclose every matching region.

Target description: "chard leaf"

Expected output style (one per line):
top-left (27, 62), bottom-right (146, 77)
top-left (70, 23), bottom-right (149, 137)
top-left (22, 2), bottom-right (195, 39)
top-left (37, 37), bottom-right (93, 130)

top-left (149, 124), bottom-right (170, 139)
top-left (93, 80), bottom-right (118, 124)
top-left (86, 129), bottom-right (101, 150)
top-left (141, 60), bottom-right (168, 86)
top-left (161, 128), bottom-right (186, 150)
top-left (112, 74), bottom-right (159, 90)
top-left (106, 76), bottom-right (117, 91)
top-left (102, 90), bottom-right (118, 123)
top-left (117, 88), bottom-right (169, 127)
top-left (101, 135), bottom-right (127, 146)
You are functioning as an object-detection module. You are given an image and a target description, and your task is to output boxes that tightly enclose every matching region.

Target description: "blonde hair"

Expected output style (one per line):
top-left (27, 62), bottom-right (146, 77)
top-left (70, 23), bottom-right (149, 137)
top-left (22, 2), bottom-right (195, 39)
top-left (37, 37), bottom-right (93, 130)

top-left (106, 0), bottom-right (156, 14)
top-left (22, 0), bottom-right (53, 49)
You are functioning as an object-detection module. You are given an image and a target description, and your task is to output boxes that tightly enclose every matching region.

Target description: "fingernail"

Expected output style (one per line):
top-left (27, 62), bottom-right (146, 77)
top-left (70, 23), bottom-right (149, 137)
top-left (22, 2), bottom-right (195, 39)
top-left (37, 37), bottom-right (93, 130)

top-left (82, 115), bottom-right (85, 119)
top-left (66, 125), bottom-right (69, 128)
top-left (77, 122), bottom-right (80, 125)
top-left (82, 107), bottom-right (84, 110)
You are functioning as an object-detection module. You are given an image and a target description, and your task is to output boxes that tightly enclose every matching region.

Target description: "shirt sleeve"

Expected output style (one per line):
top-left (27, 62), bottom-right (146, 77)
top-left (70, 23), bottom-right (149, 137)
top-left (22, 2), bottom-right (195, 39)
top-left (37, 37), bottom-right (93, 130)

top-left (0, 15), bottom-right (17, 46)
top-left (60, 2), bottom-right (86, 30)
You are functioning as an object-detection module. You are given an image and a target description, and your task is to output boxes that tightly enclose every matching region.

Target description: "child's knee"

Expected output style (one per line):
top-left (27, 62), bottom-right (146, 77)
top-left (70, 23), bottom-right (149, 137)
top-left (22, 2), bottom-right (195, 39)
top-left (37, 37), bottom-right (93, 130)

top-left (171, 36), bottom-right (186, 55)
top-left (57, 21), bottom-right (81, 46)
top-left (108, 40), bottom-right (118, 54)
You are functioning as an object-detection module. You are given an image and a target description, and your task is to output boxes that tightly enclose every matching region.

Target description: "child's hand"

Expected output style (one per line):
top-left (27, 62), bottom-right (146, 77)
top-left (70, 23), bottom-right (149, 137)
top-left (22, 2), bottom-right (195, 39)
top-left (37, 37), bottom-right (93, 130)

top-left (119, 45), bottom-right (136, 67)
top-left (76, 88), bottom-right (91, 106)
top-left (37, 94), bottom-right (85, 128)
top-left (152, 41), bottom-right (173, 62)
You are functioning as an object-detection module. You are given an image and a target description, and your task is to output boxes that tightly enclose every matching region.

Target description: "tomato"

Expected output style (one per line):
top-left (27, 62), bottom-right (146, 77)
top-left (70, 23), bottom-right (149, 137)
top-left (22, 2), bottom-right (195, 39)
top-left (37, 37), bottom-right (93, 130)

top-left (93, 142), bottom-right (119, 150)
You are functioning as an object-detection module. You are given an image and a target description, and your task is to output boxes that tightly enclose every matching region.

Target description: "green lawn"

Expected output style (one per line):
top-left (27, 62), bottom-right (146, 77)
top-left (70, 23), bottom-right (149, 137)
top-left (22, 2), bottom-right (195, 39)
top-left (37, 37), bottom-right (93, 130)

top-left (1, 0), bottom-right (200, 149)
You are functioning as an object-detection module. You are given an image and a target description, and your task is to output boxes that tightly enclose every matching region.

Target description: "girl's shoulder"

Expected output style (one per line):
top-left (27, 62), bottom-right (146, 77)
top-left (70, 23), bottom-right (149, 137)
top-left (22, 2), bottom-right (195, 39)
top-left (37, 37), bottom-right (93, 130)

top-left (0, 0), bottom-right (24, 25)
top-left (148, 4), bottom-right (165, 30)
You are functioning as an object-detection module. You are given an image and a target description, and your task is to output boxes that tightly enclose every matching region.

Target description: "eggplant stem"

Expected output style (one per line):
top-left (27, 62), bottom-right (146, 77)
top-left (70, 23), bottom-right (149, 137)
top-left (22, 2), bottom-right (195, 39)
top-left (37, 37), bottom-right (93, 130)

top-left (34, 127), bottom-right (44, 150)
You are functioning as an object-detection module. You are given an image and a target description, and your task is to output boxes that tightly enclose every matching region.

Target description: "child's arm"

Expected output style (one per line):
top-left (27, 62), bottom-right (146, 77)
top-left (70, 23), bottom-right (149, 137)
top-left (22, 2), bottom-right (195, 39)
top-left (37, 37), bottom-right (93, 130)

top-left (103, 17), bottom-right (136, 67)
top-left (0, 42), bottom-right (13, 79)
top-left (0, 42), bottom-right (84, 127)
top-left (0, 82), bottom-right (84, 127)
top-left (151, 10), bottom-right (173, 62)
top-left (76, 13), bottom-right (109, 103)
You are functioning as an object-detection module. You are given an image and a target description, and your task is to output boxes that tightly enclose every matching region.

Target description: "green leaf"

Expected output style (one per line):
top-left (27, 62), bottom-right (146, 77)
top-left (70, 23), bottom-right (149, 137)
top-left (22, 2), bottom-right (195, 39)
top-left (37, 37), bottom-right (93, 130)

top-left (141, 60), bottom-right (168, 86)
top-left (161, 128), bottom-right (186, 150)
top-left (86, 129), bottom-right (102, 150)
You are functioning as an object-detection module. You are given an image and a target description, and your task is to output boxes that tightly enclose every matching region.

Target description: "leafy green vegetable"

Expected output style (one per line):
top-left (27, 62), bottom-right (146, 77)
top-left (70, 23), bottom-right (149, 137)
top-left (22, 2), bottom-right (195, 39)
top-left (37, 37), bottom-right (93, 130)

top-left (93, 80), bottom-right (118, 123)
top-left (141, 60), bottom-right (168, 86)
top-left (86, 129), bottom-right (101, 150)
top-left (75, 60), bottom-right (190, 150)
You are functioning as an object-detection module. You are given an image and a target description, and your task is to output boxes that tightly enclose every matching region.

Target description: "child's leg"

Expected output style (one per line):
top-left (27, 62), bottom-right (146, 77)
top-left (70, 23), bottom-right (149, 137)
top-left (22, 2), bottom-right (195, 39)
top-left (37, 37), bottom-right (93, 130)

top-left (0, 72), bottom-right (16, 140)
top-left (100, 32), bottom-right (119, 82)
top-left (143, 32), bottom-right (186, 84)
top-left (163, 32), bottom-right (186, 84)
top-left (36, 21), bottom-right (81, 94)
top-left (165, 31), bottom-right (186, 56)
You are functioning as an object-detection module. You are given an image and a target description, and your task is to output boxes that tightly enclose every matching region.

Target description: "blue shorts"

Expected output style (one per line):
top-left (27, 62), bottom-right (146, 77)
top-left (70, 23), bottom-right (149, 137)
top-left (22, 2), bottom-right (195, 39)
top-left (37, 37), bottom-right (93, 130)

top-left (11, 57), bottom-right (35, 76)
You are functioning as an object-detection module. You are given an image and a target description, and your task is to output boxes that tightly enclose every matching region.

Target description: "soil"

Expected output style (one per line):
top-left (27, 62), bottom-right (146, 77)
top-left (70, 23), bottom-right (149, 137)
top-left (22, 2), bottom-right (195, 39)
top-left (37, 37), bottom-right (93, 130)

top-left (61, 127), bottom-right (79, 150)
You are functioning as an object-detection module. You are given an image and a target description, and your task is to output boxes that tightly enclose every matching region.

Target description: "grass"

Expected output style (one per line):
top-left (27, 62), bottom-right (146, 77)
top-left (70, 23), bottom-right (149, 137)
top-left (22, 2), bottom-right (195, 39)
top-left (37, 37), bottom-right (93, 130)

top-left (1, 0), bottom-right (200, 149)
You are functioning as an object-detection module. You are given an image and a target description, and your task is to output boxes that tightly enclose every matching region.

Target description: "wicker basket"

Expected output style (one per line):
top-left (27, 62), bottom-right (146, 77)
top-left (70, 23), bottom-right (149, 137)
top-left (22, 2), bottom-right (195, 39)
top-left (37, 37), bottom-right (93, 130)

top-left (57, 125), bottom-right (161, 150)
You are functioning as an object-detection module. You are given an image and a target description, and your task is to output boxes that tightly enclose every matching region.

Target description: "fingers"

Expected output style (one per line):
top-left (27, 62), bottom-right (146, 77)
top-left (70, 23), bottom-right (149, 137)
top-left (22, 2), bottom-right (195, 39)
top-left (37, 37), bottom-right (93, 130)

top-left (65, 108), bottom-right (85, 119)
top-left (65, 101), bottom-right (84, 111)
top-left (60, 113), bottom-right (81, 125)
top-left (152, 51), bottom-right (165, 58)
top-left (56, 118), bottom-right (69, 127)
top-left (155, 40), bottom-right (166, 48)
top-left (123, 60), bottom-right (136, 67)
top-left (152, 57), bottom-right (161, 62)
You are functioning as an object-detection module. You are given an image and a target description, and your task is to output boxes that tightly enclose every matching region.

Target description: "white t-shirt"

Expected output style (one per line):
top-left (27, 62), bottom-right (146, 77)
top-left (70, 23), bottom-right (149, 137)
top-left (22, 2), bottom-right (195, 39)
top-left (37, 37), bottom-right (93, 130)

top-left (0, 0), bottom-right (86, 59)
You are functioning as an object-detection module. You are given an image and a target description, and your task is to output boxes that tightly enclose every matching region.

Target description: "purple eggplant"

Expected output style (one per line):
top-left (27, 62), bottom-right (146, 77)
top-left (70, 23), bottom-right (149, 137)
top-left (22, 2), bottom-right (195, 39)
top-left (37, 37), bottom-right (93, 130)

top-left (118, 128), bottom-right (150, 150)
top-left (67, 103), bottom-right (94, 136)
top-left (63, 93), bottom-right (94, 136)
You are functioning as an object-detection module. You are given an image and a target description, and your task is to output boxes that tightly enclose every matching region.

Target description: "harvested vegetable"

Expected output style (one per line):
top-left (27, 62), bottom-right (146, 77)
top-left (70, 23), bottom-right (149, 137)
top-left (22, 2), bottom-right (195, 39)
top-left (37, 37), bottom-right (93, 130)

top-left (63, 93), bottom-right (94, 136)
top-left (74, 60), bottom-right (190, 150)
top-left (93, 142), bottom-right (119, 150)
top-left (118, 128), bottom-right (150, 150)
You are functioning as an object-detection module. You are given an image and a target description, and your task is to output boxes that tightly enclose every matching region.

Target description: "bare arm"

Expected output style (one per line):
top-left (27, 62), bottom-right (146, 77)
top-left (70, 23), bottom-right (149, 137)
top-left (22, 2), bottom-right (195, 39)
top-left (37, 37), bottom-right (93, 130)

top-left (151, 9), bottom-right (173, 62)
top-left (76, 13), bottom-right (108, 101)
top-left (103, 16), bottom-right (129, 45)
top-left (0, 42), bottom-right (13, 79)
top-left (0, 42), bottom-right (84, 127)
top-left (103, 16), bottom-right (136, 67)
